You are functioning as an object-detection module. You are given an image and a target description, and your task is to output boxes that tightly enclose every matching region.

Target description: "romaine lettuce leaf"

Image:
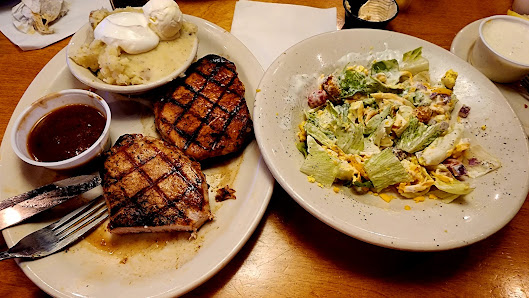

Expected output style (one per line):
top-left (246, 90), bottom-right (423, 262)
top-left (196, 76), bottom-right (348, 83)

top-left (432, 175), bottom-right (474, 195)
top-left (339, 68), bottom-right (370, 98)
top-left (304, 122), bottom-right (334, 147)
top-left (428, 189), bottom-right (460, 203)
top-left (364, 148), bottom-right (412, 192)
top-left (300, 136), bottom-right (339, 187)
top-left (419, 123), bottom-right (464, 166)
top-left (396, 117), bottom-right (447, 153)
top-left (336, 123), bottom-right (364, 154)
top-left (364, 105), bottom-right (391, 135)
top-left (371, 59), bottom-right (401, 85)
top-left (401, 47), bottom-right (429, 75)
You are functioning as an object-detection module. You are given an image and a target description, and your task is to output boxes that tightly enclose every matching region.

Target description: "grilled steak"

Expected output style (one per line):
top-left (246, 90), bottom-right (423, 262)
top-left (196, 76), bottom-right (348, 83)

top-left (154, 54), bottom-right (253, 161)
top-left (100, 134), bottom-right (212, 234)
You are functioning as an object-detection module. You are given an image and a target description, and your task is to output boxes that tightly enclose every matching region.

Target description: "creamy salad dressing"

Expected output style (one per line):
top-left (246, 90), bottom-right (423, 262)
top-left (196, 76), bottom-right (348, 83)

top-left (482, 19), bottom-right (529, 65)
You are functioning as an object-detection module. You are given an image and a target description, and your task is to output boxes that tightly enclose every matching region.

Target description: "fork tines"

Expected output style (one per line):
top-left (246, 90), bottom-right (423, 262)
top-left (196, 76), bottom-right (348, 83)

top-left (52, 197), bottom-right (108, 244)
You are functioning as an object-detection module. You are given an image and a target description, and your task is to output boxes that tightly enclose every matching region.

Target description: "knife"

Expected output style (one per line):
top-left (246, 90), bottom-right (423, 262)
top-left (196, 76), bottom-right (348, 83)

top-left (0, 174), bottom-right (101, 230)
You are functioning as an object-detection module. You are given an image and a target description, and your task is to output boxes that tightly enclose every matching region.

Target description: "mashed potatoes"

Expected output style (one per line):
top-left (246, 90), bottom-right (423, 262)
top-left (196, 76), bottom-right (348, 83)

top-left (70, 7), bottom-right (197, 86)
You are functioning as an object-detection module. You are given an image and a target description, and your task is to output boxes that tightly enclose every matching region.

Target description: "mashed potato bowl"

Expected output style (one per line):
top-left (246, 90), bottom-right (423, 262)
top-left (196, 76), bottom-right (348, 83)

top-left (66, 21), bottom-right (198, 94)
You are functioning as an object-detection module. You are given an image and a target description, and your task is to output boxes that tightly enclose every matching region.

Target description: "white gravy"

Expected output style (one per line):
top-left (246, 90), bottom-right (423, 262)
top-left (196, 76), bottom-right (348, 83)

top-left (482, 18), bottom-right (529, 65)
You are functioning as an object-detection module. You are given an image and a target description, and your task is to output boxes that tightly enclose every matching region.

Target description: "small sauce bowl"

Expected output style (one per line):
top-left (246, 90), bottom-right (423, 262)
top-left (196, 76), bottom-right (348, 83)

top-left (343, 0), bottom-right (399, 29)
top-left (11, 89), bottom-right (112, 171)
top-left (470, 15), bottom-right (529, 83)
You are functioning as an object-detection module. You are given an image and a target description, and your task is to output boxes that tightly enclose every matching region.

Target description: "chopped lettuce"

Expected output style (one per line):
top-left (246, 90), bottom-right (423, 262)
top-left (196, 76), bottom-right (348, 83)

top-left (419, 123), bottom-right (464, 166)
top-left (401, 47), bottom-right (429, 75)
top-left (300, 136), bottom-right (339, 187)
top-left (296, 141), bottom-right (308, 157)
top-left (304, 102), bottom-right (365, 154)
top-left (429, 189), bottom-right (460, 203)
top-left (336, 123), bottom-right (364, 154)
top-left (364, 105), bottom-right (391, 135)
top-left (304, 121), bottom-right (334, 147)
top-left (396, 117), bottom-right (447, 153)
top-left (338, 68), bottom-right (370, 98)
top-left (432, 176), bottom-right (473, 195)
top-left (371, 59), bottom-right (400, 85)
top-left (364, 148), bottom-right (412, 192)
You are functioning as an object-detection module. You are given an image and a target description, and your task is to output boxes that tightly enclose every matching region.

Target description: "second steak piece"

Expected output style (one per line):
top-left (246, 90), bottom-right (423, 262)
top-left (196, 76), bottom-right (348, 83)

top-left (154, 54), bottom-right (253, 161)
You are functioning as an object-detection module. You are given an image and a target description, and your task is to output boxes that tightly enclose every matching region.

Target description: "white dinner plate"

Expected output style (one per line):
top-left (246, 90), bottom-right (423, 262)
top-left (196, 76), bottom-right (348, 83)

top-left (254, 29), bottom-right (529, 251)
top-left (0, 15), bottom-right (274, 297)
top-left (450, 18), bottom-right (529, 136)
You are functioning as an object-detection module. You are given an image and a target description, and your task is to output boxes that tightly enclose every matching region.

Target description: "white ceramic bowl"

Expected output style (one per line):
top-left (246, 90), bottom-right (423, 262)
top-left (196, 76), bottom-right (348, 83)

top-left (66, 21), bottom-right (198, 94)
top-left (254, 29), bottom-right (529, 251)
top-left (470, 15), bottom-right (529, 83)
top-left (11, 89), bottom-right (112, 171)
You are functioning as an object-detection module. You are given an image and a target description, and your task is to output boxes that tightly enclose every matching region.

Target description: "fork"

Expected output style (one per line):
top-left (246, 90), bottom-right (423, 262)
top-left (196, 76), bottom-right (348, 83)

top-left (521, 75), bottom-right (529, 93)
top-left (0, 196), bottom-right (108, 261)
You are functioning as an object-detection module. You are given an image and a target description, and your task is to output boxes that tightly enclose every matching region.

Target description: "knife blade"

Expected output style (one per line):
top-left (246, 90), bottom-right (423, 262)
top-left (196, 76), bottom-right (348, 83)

top-left (0, 174), bottom-right (101, 230)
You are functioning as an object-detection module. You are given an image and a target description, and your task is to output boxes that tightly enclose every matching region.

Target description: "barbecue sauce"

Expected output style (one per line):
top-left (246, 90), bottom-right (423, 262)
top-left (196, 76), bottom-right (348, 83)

top-left (27, 104), bottom-right (106, 162)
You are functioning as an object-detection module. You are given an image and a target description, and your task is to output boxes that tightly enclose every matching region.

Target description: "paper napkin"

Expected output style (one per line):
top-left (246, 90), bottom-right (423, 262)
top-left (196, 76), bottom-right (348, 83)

top-left (231, 1), bottom-right (337, 69)
top-left (0, 0), bottom-right (112, 51)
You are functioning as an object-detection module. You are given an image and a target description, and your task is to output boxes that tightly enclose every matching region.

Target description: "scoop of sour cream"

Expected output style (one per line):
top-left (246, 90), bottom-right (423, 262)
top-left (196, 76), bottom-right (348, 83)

top-left (94, 12), bottom-right (160, 54)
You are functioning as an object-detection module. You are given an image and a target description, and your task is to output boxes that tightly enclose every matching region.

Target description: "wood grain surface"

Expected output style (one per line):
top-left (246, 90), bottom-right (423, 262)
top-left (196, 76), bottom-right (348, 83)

top-left (1, 0), bottom-right (528, 297)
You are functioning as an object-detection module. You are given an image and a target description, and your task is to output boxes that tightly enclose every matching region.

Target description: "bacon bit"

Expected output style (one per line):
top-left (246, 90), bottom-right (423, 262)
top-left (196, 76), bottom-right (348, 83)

top-left (525, 104), bottom-right (528, 109)
top-left (215, 186), bottom-right (236, 202)
top-left (458, 105), bottom-right (471, 118)
top-left (443, 158), bottom-right (468, 177)
top-left (392, 148), bottom-right (408, 161)
top-left (307, 89), bottom-right (328, 108)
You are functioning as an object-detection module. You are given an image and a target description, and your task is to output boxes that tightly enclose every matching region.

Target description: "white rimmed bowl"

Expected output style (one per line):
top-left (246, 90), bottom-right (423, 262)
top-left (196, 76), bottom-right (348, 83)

top-left (66, 21), bottom-right (198, 94)
top-left (253, 29), bottom-right (529, 251)
top-left (11, 89), bottom-right (112, 171)
top-left (470, 15), bottom-right (529, 83)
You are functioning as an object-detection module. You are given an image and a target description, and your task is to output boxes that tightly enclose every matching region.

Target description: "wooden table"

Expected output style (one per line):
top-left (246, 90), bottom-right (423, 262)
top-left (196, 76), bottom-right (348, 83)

top-left (2, 0), bottom-right (528, 297)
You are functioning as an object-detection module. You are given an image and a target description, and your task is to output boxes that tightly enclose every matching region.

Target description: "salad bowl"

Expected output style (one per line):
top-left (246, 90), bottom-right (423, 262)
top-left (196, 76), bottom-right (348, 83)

top-left (253, 29), bottom-right (529, 251)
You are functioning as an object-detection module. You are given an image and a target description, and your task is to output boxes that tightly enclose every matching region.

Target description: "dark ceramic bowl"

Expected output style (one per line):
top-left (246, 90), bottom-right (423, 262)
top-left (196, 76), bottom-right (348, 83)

top-left (343, 0), bottom-right (399, 29)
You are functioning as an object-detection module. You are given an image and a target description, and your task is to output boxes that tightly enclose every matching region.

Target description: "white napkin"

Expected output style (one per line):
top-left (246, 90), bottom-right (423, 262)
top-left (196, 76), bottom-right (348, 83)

top-left (0, 0), bottom-right (112, 51)
top-left (231, 1), bottom-right (337, 69)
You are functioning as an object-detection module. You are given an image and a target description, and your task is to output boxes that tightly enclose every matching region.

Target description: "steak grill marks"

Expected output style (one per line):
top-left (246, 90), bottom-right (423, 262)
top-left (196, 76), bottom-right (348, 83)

top-left (160, 55), bottom-right (250, 155)
top-left (102, 135), bottom-right (205, 229)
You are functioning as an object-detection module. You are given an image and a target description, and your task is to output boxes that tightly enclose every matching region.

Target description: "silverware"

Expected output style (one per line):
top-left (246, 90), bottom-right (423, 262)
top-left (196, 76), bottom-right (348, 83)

top-left (0, 196), bottom-right (108, 261)
top-left (521, 76), bottom-right (529, 93)
top-left (0, 174), bottom-right (101, 230)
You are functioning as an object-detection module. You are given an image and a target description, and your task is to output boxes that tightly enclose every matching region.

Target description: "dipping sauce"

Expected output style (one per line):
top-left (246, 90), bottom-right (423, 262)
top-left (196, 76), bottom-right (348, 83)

top-left (482, 18), bottom-right (529, 65)
top-left (27, 104), bottom-right (107, 162)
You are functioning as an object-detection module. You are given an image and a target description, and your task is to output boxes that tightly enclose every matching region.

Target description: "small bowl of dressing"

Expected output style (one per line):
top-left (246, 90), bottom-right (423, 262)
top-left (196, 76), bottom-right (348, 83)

top-left (470, 15), bottom-right (529, 83)
top-left (11, 89), bottom-right (112, 171)
top-left (343, 0), bottom-right (399, 29)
